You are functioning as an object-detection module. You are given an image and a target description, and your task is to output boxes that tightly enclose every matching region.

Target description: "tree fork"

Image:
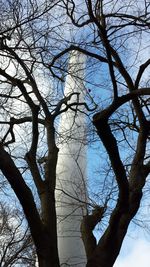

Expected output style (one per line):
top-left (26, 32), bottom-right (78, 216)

top-left (0, 144), bottom-right (60, 267)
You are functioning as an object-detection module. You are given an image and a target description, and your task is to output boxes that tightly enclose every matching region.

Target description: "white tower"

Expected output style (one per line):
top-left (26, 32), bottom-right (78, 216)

top-left (56, 51), bottom-right (87, 267)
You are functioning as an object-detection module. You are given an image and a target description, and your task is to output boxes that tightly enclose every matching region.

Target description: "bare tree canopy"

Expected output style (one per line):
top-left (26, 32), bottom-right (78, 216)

top-left (0, 202), bottom-right (36, 267)
top-left (0, 1), bottom-right (150, 267)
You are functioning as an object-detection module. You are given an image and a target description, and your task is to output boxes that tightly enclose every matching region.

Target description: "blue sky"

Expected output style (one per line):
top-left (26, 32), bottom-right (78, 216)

top-left (114, 237), bottom-right (150, 267)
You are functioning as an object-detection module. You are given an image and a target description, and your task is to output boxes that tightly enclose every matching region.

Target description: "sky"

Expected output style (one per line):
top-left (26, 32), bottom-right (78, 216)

top-left (114, 237), bottom-right (150, 267)
top-left (114, 3), bottom-right (150, 265)
top-left (1, 1), bottom-right (150, 266)
top-left (113, 202), bottom-right (150, 267)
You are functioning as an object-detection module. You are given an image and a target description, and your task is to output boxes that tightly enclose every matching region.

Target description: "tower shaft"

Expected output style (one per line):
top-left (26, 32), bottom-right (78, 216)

top-left (56, 51), bottom-right (87, 266)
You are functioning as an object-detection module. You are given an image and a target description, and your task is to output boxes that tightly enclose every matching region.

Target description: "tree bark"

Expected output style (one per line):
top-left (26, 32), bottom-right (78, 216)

top-left (86, 202), bottom-right (139, 267)
top-left (36, 233), bottom-right (60, 267)
top-left (0, 144), bottom-right (60, 267)
top-left (81, 206), bottom-right (105, 260)
top-left (89, 113), bottom-right (147, 267)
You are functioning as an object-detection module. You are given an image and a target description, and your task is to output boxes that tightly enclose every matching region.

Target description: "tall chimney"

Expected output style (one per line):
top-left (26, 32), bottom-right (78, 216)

top-left (56, 51), bottom-right (87, 266)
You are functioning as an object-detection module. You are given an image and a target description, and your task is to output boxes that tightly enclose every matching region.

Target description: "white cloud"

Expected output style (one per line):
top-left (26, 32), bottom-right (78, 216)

top-left (114, 239), bottom-right (150, 267)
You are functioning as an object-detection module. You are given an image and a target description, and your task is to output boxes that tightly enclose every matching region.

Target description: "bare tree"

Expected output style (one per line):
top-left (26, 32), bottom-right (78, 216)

top-left (56, 1), bottom-right (150, 267)
top-left (1, 1), bottom-right (150, 267)
top-left (0, 202), bottom-right (36, 267)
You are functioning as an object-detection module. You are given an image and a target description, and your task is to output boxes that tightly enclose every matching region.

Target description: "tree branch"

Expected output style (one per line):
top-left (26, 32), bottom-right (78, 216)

top-left (0, 144), bottom-right (43, 249)
top-left (81, 206), bottom-right (105, 260)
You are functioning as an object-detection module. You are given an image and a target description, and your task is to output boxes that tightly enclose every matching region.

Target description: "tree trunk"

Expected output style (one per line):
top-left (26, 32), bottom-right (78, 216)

top-left (86, 224), bottom-right (129, 267)
top-left (38, 258), bottom-right (59, 267)
top-left (0, 145), bottom-right (60, 267)
top-left (37, 243), bottom-right (60, 267)
top-left (86, 189), bottom-right (143, 267)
